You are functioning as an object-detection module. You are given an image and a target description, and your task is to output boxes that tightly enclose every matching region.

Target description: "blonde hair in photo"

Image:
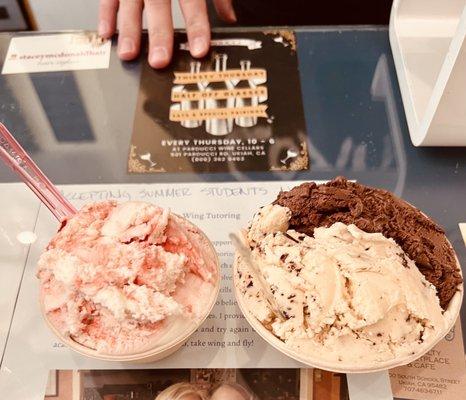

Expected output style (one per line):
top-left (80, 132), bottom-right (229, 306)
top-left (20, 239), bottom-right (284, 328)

top-left (210, 383), bottom-right (256, 400)
top-left (155, 382), bottom-right (207, 400)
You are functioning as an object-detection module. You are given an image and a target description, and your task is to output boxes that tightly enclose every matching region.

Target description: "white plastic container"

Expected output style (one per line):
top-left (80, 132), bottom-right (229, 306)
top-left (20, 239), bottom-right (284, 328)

top-left (389, 0), bottom-right (466, 146)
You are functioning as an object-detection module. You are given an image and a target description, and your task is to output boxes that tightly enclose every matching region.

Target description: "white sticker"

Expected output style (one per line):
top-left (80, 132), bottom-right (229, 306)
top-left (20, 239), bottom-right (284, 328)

top-left (1, 33), bottom-right (111, 75)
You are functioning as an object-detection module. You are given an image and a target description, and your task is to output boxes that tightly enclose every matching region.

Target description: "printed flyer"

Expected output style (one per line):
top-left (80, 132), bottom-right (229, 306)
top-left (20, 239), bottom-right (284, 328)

top-left (129, 31), bottom-right (309, 173)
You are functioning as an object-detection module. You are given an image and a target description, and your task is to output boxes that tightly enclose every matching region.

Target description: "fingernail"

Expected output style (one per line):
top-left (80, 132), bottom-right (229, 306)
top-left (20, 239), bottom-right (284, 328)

top-left (230, 9), bottom-right (237, 22)
top-left (191, 37), bottom-right (207, 57)
top-left (98, 20), bottom-right (109, 37)
top-left (150, 47), bottom-right (169, 67)
top-left (119, 38), bottom-right (135, 57)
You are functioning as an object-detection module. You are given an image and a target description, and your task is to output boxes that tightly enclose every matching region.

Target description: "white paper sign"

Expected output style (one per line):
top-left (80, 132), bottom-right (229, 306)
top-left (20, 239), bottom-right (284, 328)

top-left (1, 34), bottom-right (111, 75)
top-left (459, 223), bottom-right (466, 247)
top-left (0, 184), bottom-right (40, 358)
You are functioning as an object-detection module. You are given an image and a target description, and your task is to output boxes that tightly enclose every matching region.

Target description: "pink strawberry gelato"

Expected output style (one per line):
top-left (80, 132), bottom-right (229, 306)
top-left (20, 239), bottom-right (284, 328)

top-left (37, 201), bottom-right (219, 355)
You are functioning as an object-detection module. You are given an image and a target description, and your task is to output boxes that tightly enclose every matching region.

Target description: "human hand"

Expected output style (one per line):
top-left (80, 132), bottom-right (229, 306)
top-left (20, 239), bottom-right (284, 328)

top-left (98, 0), bottom-right (236, 69)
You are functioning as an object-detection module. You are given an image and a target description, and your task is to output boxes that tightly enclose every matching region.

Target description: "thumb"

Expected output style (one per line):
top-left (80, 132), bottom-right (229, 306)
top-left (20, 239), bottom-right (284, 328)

top-left (213, 0), bottom-right (237, 23)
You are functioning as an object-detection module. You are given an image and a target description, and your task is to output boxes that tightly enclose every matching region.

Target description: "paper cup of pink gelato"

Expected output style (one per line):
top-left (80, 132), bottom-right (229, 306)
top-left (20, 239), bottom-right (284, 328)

top-left (37, 201), bottom-right (219, 362)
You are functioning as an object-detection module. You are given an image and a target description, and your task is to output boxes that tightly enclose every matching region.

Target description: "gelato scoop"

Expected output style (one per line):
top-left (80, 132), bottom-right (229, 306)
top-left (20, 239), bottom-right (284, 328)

top-left (38, 201), bottom-right (219, 356)
top-left (238, 205), bottom-right (445, 364)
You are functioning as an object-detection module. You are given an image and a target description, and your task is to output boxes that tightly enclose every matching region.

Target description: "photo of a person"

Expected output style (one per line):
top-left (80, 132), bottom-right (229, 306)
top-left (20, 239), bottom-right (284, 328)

top-left (155, 382), bottom-right (207, 400)
top-left (47, 368), bottom-right (306, 399)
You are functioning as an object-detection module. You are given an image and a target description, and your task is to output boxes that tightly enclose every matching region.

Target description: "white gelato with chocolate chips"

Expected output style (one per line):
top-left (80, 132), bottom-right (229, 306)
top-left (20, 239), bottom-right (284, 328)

top-left (236, 204), bottom-right (446, 365)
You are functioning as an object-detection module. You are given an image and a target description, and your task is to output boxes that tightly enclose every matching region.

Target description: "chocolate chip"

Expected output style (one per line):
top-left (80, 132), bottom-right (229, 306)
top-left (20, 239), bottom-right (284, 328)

top-left (284, 232), bottom-right (299, 243)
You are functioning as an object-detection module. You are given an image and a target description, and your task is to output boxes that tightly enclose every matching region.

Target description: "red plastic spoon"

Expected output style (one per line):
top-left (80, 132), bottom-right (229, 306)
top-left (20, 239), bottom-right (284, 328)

top-left (0, 122), bottom-right (76, 221)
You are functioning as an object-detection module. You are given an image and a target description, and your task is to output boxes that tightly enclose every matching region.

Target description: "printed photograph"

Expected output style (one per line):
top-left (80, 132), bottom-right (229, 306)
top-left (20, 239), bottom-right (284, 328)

top-left (44, 369), bottom-right (352, 400)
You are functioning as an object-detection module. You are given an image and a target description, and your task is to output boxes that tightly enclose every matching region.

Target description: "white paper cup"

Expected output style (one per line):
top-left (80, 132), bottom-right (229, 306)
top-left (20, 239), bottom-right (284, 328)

top-left (233, 245), bottom-right (463, 374)
top-left (41, 215), bottom-right (220, 363)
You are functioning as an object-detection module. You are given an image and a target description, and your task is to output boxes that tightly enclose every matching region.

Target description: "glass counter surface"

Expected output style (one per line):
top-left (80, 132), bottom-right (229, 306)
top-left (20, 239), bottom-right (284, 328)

top-left (0, 28), bottom-right (464, 400)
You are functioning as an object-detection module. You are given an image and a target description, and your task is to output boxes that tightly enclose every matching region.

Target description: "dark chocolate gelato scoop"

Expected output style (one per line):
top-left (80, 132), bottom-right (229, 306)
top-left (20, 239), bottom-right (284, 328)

top-left (274, 177), bottom-right (462, 309)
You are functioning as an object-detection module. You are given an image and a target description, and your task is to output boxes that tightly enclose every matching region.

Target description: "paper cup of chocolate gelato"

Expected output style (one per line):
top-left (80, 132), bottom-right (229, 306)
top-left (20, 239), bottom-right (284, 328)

top-left (234, 177), bottom-right (463, 373)
top-left (38, 201), bottom-right (220, 362)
